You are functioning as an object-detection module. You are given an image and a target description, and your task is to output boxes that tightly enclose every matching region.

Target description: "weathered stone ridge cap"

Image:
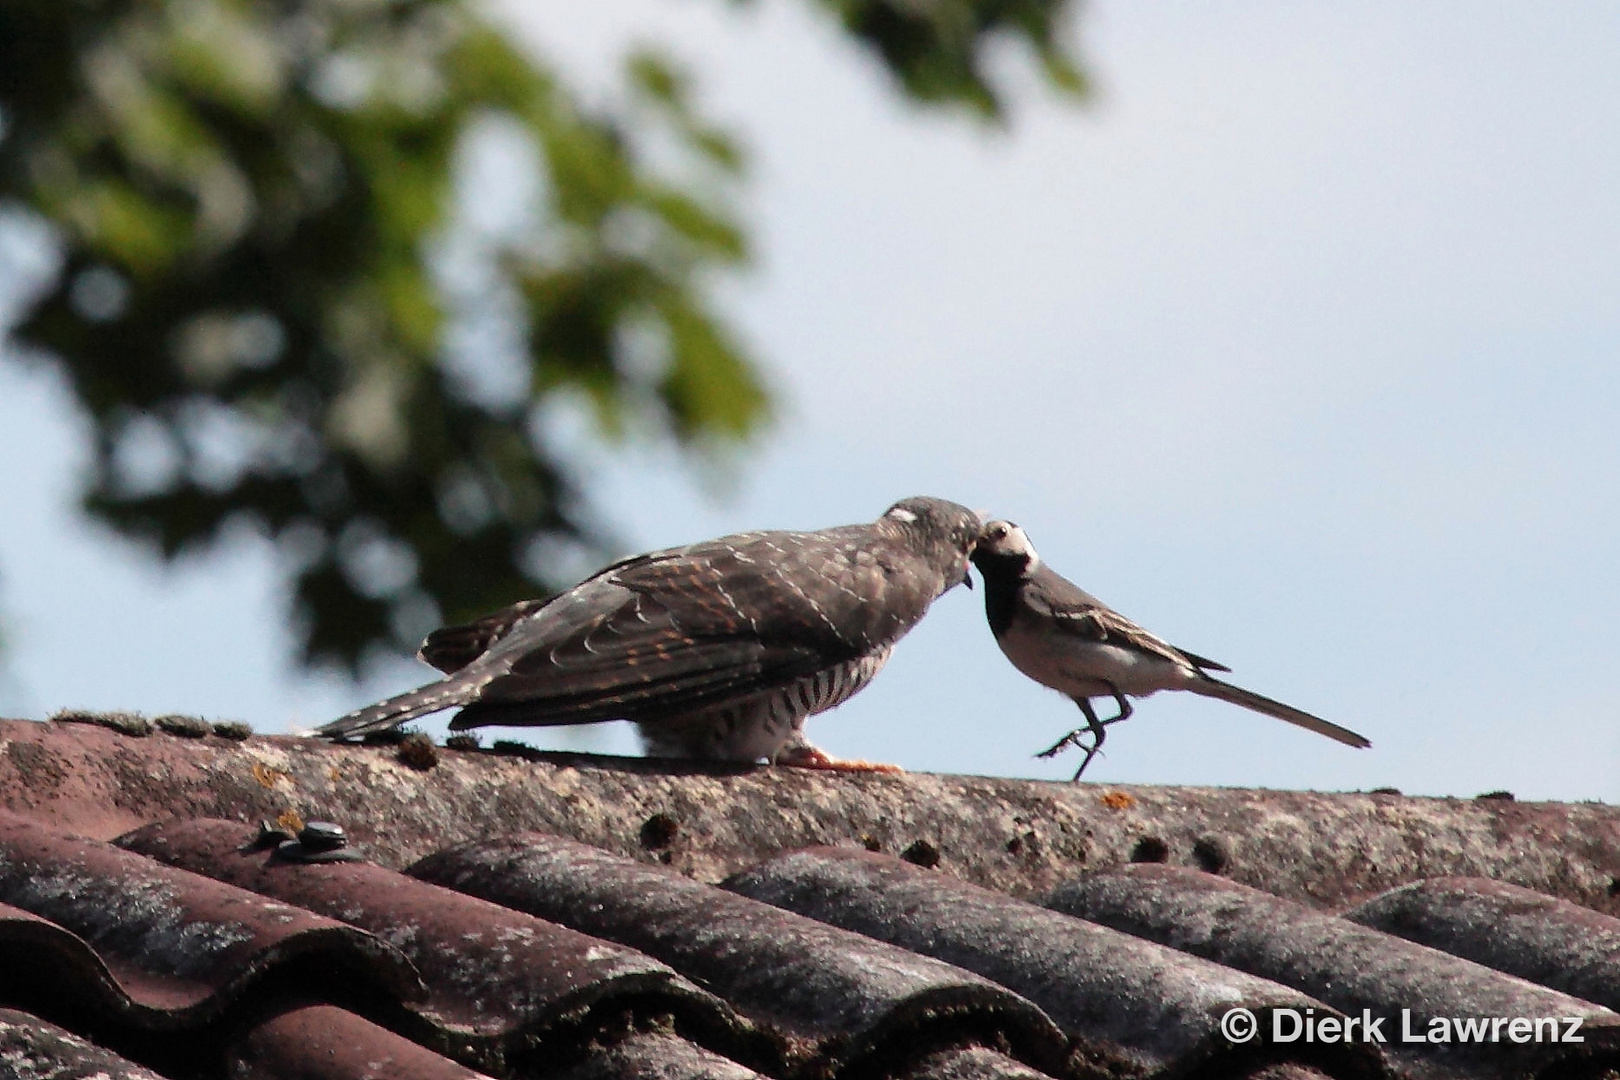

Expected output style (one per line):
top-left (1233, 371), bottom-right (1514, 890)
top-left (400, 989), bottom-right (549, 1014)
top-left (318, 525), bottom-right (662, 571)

top-left (2, 716), bottom-right (1618, 915)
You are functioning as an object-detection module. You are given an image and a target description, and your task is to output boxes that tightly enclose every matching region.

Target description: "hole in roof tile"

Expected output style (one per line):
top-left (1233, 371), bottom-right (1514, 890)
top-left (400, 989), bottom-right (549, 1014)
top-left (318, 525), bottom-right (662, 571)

top-left (860, 834), bottom-right (882, 852)
top-left (640, 813), bottom-right (679, 850)
top-left (1129, 836), bottom-right (1169, 864)
top-left (1006, 836), bottom-right (1023, 856)
top-left (1191, 835), bottom-right (1229, 874)
top-left (901, 840), bottom-right (941, 868)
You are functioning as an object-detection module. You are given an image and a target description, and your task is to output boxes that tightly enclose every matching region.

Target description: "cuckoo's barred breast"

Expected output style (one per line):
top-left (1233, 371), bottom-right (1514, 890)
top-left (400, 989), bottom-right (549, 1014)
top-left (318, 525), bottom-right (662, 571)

top-left (641, 647), bottom-right (895, 761)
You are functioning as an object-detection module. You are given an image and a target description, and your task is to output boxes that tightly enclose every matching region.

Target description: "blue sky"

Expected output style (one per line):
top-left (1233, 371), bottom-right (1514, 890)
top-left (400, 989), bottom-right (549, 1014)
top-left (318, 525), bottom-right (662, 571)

top-left (1, 1), bottom-right (1616, 798)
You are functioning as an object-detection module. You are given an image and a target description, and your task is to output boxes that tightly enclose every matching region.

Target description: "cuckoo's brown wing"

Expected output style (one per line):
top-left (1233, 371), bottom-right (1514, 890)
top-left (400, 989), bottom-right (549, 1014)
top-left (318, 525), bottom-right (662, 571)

top-left (454, 531), bottom-right (882, 726)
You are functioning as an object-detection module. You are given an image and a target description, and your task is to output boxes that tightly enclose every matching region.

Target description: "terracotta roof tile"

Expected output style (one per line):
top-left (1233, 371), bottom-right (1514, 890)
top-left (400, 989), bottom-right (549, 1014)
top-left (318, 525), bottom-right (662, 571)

top-left (724, 846), bottom-right (1384, 1079)
top-left (891, 1046), bottom-right (1064, 1079)
top-left (1047, 863), bottom-right (1620, 1079)
top-left (116, 817), bottom-right (747, 1075)
top-left (550, 1032), bottom-right (766, 1080)
top-left (228, 1005), bottom-right (494, 1080)
top-left (0, 1007), bottom-right (171, 1080)
top-left (0, 811), bottom-right (420, 1020)
top-left (1345, 877), bottom-right (1620, 1013)
top-left (409, 832), bottom-right (1070, 1077)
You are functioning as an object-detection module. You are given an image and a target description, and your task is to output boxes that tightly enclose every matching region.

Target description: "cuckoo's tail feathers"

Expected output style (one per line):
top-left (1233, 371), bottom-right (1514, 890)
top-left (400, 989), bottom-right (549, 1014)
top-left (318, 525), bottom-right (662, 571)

top-left (316, 679), bottom-right (470, 740)
top-left (1191, 676), bottom-right (1371, 748)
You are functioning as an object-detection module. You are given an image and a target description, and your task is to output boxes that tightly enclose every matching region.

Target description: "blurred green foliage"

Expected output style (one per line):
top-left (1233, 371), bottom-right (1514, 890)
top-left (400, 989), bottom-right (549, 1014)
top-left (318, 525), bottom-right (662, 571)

top-left (0, 0), bottom-right (1084, 676)
top-left (809, 0), bottom-right (1087, 114)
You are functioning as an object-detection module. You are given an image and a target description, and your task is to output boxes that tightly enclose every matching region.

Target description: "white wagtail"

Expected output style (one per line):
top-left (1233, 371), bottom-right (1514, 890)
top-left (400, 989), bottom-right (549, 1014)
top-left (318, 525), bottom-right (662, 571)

top-left (971, 520), bottom-right (1369, 778)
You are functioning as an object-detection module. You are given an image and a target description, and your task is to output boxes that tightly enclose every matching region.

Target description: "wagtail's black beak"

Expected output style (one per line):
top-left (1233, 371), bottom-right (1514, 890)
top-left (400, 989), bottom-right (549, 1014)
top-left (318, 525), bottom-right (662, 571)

top-left (962, 568), bottom-right (975, 589)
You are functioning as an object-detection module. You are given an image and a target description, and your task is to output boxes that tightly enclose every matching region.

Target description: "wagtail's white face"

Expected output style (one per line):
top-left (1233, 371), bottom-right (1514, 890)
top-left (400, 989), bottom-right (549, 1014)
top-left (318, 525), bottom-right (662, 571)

top-left (972, 520), bottom-right (1040, 577)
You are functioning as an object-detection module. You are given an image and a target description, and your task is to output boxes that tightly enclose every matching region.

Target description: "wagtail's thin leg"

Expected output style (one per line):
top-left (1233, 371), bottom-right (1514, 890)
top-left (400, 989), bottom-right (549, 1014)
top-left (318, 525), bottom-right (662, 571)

top-left (1037, 685), bottom-right (1134, 780)
top-left (1101, 686), bottom-right (1133, 726)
